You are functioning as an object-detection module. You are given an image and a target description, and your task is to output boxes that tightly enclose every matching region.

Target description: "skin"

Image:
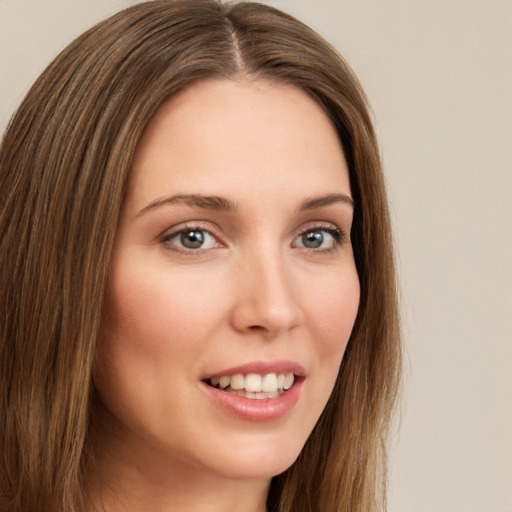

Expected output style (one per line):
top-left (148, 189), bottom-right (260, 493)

top-left (90, 78), bottom-right (360, 512)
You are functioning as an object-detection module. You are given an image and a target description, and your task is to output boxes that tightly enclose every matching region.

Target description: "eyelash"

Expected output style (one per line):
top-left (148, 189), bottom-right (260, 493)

top-left (160, 222), bottom-right (346, 255)
top-left (292, 223), bottom-right (346, 253)
top-left (161, 223), bottom-right (222, 256)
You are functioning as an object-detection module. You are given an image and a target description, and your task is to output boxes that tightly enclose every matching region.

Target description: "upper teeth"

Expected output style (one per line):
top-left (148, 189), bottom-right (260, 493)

top-left (210, 372), bottom-right (294, 393)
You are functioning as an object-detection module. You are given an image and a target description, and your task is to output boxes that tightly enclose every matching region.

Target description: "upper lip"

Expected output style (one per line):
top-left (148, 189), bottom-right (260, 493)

top-left (203, 360), bottom-right (306, 380)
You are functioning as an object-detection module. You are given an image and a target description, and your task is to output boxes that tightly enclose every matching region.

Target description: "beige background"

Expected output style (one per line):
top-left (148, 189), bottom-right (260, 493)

top-left (1, 1), bottom-right (511, 510)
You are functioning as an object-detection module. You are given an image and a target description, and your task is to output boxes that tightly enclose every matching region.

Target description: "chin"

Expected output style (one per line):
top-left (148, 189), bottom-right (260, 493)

top-left (194, 429), bottom-right (308, 481)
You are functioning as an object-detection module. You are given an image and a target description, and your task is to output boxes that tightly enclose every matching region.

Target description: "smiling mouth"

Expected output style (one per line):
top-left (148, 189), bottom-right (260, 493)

top-left (204, 372), bottom-right (295, 400)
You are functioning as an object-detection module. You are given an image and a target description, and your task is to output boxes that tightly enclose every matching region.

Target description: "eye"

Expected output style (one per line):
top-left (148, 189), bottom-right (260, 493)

top-left (162, 227), bottom-right (219, 251)
top-left (293, 227), bottom-right (344, 251)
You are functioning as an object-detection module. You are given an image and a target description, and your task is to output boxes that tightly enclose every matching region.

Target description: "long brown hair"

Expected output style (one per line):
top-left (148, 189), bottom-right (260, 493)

top-left (0, 1), bottom-right (401, 511)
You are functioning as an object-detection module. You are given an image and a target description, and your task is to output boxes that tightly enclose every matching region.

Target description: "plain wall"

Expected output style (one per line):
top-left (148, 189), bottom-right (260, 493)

top-left (1, 1), bottom-right (511, 511)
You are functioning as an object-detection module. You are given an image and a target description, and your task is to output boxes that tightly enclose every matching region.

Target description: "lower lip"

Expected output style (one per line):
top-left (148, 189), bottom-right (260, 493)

top-left (201, 380), bottom-right (303, 422)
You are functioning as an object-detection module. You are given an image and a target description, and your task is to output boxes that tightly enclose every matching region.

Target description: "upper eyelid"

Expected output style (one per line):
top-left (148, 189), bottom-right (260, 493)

top-left (159, 221), bottom-right (223, 240)
top-left (293, 220), bottom-right (343, 235)
top-left (294, 222), bottom-right (349, 248)
top-left (295, 224), bottom-right (345, 240)
top-left (159, 224), bottom-right (225, 255)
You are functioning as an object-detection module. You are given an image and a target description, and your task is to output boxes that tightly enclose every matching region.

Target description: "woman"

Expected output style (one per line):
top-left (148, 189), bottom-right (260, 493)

top-left (0, 1), bottom-right (401, 511)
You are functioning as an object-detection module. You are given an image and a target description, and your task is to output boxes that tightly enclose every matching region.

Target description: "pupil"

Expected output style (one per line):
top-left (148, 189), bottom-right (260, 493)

top-left (303, 231), bottom-right (323, 248)
top-left (181, 230), bottom-right (204, 249)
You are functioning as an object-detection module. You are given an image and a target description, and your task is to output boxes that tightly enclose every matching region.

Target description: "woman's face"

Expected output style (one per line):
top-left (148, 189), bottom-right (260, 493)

top-left (95, 78), bottom-right (360, 484)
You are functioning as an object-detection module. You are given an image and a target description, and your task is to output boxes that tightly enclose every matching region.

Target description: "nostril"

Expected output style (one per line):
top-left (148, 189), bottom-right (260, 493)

top-left (247, 325), bottom-right (269, 332)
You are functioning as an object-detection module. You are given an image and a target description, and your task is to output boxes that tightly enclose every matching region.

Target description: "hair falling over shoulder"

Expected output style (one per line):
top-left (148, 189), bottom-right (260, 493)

top-left (0, 1), bottom-right (401, 511)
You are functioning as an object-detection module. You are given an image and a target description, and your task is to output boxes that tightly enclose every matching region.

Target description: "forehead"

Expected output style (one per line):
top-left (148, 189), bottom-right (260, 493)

top-left (125, 78), bottom-right (350, 212)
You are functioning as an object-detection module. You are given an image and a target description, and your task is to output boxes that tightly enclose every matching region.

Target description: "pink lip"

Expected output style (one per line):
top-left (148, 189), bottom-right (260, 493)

top-left (201, 379), bottom-right (303, 422)
top-left (203, 360), bottom-right (306, 380)
top-left (200, 360), bottom-right (306, 422)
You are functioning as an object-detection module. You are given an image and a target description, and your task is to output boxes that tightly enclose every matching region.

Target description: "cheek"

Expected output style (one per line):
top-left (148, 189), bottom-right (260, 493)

top-left (287, 269), bottom-right (359, 446)
top-left (103, 263), bottom-right (223, 354)
top-left (94, 265), bottom-right (225, 433)
top-left (302, 268), bottom-right (360, 409)
top-left (95, 268), bottom-right (210, 401)
top-left (307, 271), bottom-right (360, 350)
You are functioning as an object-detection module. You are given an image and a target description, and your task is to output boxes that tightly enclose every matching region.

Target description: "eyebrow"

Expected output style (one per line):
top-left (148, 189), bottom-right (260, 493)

top-left (136, 192), bottom-right (353, 217)
top-left (298, 193), bottom-right (354, 211)
top-left (136, 194), bottom-right (237, 217)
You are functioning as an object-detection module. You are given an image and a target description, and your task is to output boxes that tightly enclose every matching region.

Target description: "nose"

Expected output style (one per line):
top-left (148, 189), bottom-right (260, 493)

top-left (229, 249), bottom-right (305, 338)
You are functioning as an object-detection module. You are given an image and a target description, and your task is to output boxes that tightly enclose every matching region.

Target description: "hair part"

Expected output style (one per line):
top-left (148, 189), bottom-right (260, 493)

top-left (0, 2), bottom-right (401, 511)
